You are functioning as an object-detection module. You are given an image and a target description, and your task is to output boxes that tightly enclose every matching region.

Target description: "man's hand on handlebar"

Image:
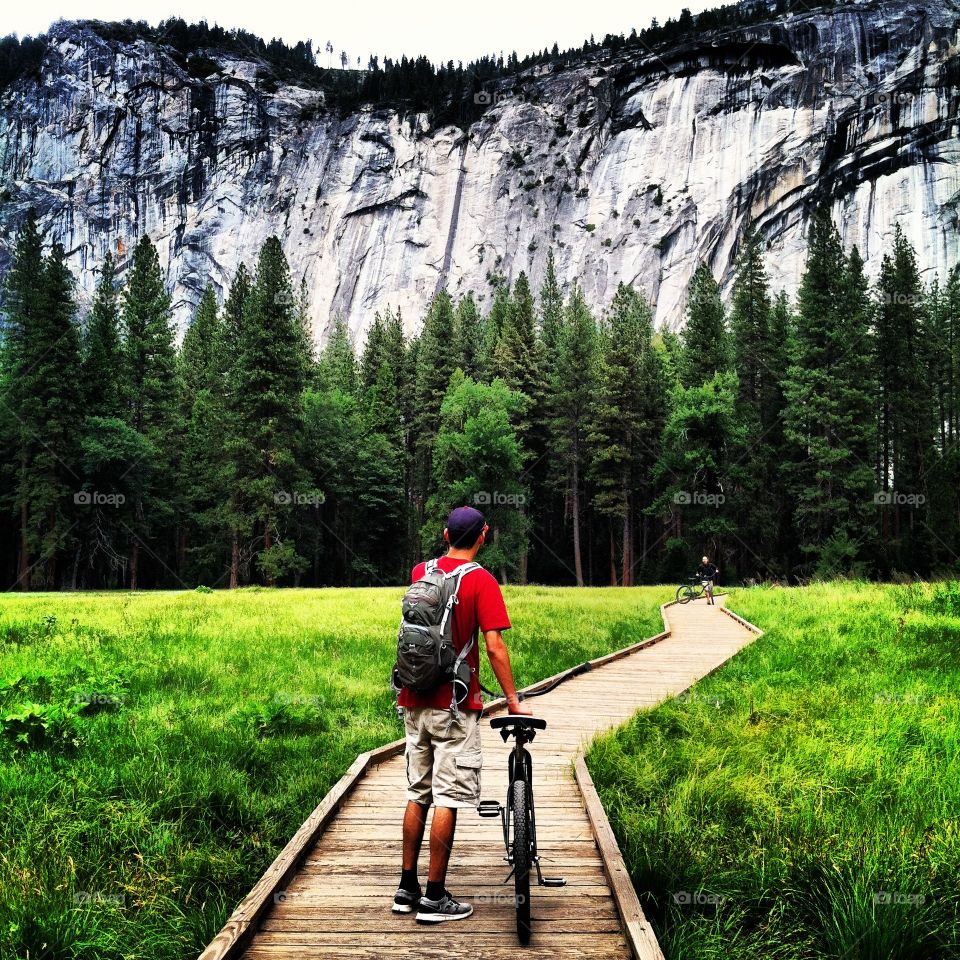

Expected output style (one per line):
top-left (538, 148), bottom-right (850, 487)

top-left (507, 694), bottom-right (533, 716)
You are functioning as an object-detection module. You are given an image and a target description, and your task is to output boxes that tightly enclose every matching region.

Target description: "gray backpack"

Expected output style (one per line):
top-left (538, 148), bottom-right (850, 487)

top-left (392, 559), bottom-right (480, 709)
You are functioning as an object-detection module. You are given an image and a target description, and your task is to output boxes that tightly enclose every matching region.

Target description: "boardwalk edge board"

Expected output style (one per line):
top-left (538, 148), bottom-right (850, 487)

top-left (718, 601), bottom-right (765, 636)
top-left (198, 594), bottom-right (761, 960)
top-left (574, 756), bottom-right (666, 960)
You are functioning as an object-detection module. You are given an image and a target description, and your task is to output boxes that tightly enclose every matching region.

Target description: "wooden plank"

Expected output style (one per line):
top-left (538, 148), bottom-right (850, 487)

top-left (574, 756), bottom-right (666, 960)
top-left (243, 940), bottom-right (627, 960)
top-left (259, 917), bottom-right (622, 934)
top-left (266, 900), bottom-right (619, 921)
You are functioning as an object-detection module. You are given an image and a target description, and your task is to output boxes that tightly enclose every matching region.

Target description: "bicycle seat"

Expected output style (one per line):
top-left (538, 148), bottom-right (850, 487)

top-left (490, 715), bottom-right (547, 731)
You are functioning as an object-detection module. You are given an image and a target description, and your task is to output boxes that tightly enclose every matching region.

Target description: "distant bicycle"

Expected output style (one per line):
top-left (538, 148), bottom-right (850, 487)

top-left (676, 576), bottom-right (708, 604)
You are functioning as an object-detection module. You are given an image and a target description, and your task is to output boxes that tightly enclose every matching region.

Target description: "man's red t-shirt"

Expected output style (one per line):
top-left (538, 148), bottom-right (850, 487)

top-left (397, 556), bottom-right (511, 712)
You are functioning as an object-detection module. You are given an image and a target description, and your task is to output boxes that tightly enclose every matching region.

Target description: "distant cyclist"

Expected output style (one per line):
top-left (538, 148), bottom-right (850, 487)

top-left (696, 555), bottom-right (719, 605)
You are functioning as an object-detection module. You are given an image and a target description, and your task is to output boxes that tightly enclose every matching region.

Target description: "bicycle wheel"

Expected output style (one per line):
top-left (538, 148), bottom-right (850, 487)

top-left (676, 585), bottom-right (694, 604)
top-left (511, 778), bottom-right (532, 944)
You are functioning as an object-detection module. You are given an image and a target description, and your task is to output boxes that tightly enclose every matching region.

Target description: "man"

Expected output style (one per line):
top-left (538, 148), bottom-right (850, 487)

top-left (394, 505), bottom-right (530, 924)
top-left (696, 554), bottom-right (719, 605)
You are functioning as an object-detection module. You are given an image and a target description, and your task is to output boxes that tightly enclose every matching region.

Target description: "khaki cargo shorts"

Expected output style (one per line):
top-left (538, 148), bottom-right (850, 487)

top-left (403, 707), bottom-right (482, 809)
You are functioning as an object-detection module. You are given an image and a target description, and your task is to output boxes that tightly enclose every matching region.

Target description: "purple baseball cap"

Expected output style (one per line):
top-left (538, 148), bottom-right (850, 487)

top-left (446, 506), bottom-right (487, 548)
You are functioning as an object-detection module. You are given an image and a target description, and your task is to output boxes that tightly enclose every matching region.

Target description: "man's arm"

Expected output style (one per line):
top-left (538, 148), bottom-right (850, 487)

top-left (484, 629), bottom-right (532, 715)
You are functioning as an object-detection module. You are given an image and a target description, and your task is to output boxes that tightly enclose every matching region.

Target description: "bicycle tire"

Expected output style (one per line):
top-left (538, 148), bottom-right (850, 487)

top-left (676, 585), bottom-right (692, 604)
top-left (511, 778), bottom-right (532, 944)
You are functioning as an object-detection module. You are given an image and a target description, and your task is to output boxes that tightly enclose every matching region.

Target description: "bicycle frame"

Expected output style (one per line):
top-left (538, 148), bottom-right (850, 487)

top-left (501, 727), bottom-right (535, 874)
top-left (479, 719), bottom-right (565, 888)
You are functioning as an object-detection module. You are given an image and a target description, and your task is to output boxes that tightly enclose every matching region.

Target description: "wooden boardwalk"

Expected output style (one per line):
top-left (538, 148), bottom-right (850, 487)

top-left (200, 596), bottom-right (762, 960)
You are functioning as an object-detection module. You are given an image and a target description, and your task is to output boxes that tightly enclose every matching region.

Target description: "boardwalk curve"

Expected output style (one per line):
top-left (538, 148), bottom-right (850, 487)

top-left (199, 595), bottom-right (762, 960)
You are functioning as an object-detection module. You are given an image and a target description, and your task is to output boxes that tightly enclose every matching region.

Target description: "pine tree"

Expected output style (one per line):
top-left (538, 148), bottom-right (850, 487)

top-left (3, 209), bottom-right (46, 588)
top-left (874, 226), bottom-right (936, 572)
top-left (782, 211), bottom-right (876, 576)
top-left (538, 249), bottom-right (564, 364)
top-left (652, 371), bottom-right (742, 578)
top-left (226, 237), bottom-right (310, 586)
top-left (766, 290), bottom-right (796, 570)
top-left (221, 264), bottom-right (252, 587)
top-left (482, 282), bottom-right (512, 377)
top-left (587, 283), bottom-right (666, 585)
top-left (492, 272), bottom-right (543, 581)
top-left (412, 290), bottom-right (458, 523)
top-left (12, 241), bottom-right (85, 587)
top-left (122, 235), bottom-right (180, 588)
top-left (730, 229), bottom-right (771, 413)
top-left (77, 250), bottom-right (140, 587)
top-left (452, 294), bottom-right (484, 380)
top-left (926, 267), bottom-right (960, 564)
top-left (319, 315), bottom-right (358, 394)
top-left (179, 285), bottom-right (222, 403)
top-left (82, 251), bottom-right (124, 418)
top-left (549, 283), bottom-right (597, 585)
top-left (177, 285), bottom-right (230, 584)
top-left (681, 264), bottom-right (730, 387)
top-left (360, 311), bottom-right (387, 390)
top-left (728, 228), bottom-right (777, 576)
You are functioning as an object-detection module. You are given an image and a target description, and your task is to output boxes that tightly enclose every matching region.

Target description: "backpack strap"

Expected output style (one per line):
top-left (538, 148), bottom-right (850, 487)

top-left (444, 563), bottom-right (483, 718)
top-left (438, 562), bottom-right (480, 635)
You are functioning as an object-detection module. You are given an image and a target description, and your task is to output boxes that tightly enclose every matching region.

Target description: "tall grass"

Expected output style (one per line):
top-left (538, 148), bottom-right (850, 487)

top-left (0, 585), bottom-right (669, 960)
top-left (587, 582), bottom-right (960, 959)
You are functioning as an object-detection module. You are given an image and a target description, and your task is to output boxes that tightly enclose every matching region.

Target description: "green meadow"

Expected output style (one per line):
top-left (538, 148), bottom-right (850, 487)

top-left (588, 582), bottom-right (960, 959)
top-left (0, 586), bottom-right (668, 960)
top-left (1, 584), bottom-right (957, 959)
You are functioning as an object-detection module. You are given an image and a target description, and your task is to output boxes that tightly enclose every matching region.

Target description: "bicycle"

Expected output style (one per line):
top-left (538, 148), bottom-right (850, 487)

top-left (478, 715), bottom-right (566, 944)
top-left (676, 576), bottom-right (708, 604)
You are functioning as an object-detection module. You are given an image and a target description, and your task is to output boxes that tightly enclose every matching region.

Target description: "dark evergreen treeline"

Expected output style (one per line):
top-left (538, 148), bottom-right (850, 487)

top-left (1, 1), bottom-right (826, 120)
top-left (1, 208), bottom-right (958, 590)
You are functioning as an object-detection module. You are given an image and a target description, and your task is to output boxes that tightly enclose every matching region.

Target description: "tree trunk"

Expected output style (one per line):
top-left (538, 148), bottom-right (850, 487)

top-left (609, 525), bottom-right (617, 586)
top-left (264, 519), bottom-right (274, 587)
top-left (130, 541), bottom-right (139, 590)
top-left (230, 529), bottom-right (240, 589)
top-left (621, 503), bottom-right (632, 587)
top-left (18, 495), bottom-right (29, 591)
top-left (571, 447), bottom-right (584, 587)
top-left (518, 506), bottom-right (528, 585)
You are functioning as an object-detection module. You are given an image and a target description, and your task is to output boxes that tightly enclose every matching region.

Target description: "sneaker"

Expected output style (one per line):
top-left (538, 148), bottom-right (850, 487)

top-left (415, 890), bottom-right (474, 923)
top-left (392, 885), bottom-right (422, 914)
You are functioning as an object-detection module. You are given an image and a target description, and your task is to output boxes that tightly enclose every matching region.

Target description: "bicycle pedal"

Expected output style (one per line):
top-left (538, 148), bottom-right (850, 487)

top-left (541, 877), bottom-right (566, 887)
top-left (477, 800), bottom-right (503, 818)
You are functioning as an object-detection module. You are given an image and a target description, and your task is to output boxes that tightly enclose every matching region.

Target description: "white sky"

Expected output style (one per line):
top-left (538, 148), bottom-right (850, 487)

top-left (4, 0), bottom-right (714, 66)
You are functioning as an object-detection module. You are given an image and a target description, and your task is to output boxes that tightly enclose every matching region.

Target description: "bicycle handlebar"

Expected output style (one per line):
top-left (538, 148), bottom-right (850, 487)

top-left (490, 715), bottom-right (547, 731)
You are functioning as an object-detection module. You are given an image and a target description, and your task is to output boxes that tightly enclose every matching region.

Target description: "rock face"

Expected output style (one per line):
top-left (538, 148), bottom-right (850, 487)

top-left (0, 1), bottom-right (958, 341)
